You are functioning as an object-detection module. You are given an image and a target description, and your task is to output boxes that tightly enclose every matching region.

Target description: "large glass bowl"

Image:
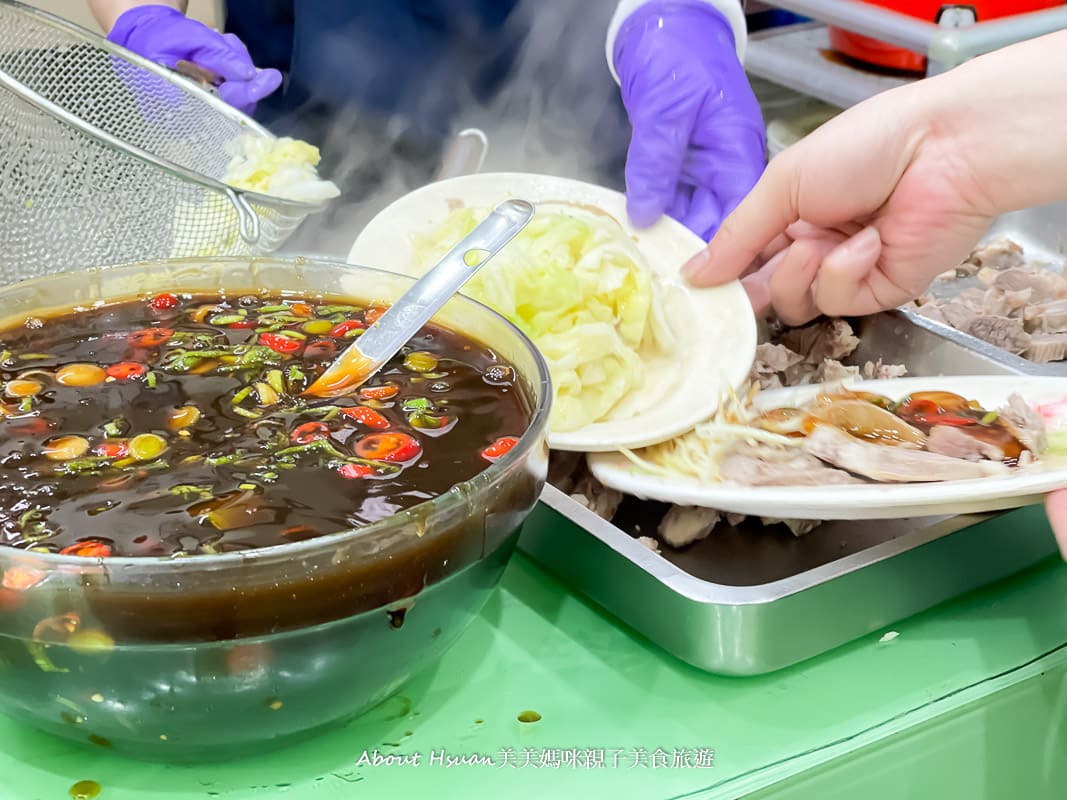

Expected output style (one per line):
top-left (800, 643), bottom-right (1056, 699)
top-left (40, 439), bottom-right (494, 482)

top-left (0, 257), bottom-right (551, 761)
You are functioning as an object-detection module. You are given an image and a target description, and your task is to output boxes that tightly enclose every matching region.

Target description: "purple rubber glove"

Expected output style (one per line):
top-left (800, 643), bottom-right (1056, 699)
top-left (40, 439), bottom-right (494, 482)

top-left (613, 1), bottom-right (767, 241)
top-left (107, 5), bottom-right (282, 115)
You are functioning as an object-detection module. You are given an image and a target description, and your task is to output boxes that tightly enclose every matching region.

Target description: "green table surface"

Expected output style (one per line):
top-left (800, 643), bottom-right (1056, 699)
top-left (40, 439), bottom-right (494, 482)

top-left (3, 541), bottom-right (1067, 800)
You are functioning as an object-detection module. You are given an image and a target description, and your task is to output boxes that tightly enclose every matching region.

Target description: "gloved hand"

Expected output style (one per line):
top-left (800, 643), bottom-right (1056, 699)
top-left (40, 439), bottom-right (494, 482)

top-left (107, 5), bottom-right (282, 115)
top-left (613, 0), bottom-right (766, 241)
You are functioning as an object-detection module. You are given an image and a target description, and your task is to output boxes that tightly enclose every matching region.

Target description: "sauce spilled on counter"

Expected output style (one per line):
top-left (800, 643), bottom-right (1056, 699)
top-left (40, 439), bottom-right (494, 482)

top-left (68, 780), bottom-right (101, 800)
top-left (517, 710), bottom-right (541, 723)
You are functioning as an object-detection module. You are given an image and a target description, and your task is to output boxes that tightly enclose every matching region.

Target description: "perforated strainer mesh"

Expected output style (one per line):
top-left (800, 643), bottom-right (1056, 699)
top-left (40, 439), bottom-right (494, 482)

top-left (0, 0), bottom-right (326, 282)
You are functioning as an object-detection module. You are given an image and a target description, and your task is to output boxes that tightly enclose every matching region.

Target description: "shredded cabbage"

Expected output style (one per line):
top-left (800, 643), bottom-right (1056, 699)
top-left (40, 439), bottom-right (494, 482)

top-left (412, 206), bottom-right (672, 432)
top-left (223, 134), bottom-right (340, 203)
top-left (621, 382), bottom-right (797, 480)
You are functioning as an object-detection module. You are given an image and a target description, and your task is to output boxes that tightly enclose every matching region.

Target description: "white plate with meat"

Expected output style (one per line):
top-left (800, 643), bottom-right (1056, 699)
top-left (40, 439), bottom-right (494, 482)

top-left (347, 172), bottom-right (757, 452)
top-left (587, 375), bottom-right (1067, 520)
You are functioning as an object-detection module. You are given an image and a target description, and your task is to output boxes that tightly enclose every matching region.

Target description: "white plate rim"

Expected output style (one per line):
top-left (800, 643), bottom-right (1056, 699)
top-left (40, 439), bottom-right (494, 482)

top-left (587, 375), bottom-right (1067, 520)
top-left (347, 172), bottom-right (758, 452)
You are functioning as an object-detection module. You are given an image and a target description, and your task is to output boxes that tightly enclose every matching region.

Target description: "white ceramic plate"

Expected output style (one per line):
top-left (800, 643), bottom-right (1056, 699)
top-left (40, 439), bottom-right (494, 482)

top-left (588, 375), bottom-right (1067, 520)
top-left (347, 172), bottom-right (757, 452)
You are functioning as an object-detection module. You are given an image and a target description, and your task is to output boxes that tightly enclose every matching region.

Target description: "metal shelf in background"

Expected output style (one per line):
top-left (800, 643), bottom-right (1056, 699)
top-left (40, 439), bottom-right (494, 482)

top-left (746, 23), bottom-right (909, 109)
top-left (747, 1), bottom-right (1067, 109)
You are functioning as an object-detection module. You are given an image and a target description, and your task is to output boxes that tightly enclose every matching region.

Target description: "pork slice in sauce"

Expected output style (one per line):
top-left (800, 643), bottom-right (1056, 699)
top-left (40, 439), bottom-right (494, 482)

top-left (997, 393), bottom-right (1047, 454)
top-left (925, 425), bottom-right (1007, 462)
top-left (803, 425), bottom-right (1007, 483)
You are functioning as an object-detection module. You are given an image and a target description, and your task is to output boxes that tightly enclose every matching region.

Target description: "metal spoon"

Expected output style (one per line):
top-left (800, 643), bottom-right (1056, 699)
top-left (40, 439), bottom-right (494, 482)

top-left (304, 199), bottom-right (534, 397)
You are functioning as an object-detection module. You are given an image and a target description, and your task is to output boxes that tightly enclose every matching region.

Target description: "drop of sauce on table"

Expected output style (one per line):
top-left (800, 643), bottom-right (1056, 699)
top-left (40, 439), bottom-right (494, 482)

top-left (69, 780), bottom-right (101, 799)
top-left (517, 710), bottom-right (541, 723)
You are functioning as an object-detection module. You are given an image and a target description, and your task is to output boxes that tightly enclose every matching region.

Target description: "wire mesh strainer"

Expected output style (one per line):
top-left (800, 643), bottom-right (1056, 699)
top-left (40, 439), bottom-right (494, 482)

top-left (0, 0), bottom-right (330, 283)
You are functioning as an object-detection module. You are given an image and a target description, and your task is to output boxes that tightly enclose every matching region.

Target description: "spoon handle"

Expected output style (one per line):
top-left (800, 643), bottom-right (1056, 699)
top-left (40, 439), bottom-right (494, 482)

top-left (353, 199), bottom-right (534, 366)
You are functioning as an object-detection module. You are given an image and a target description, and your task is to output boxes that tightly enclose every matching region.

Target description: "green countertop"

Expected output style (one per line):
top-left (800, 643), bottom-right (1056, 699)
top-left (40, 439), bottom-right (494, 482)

top-left (3, 544), bottom-right (1067, 800)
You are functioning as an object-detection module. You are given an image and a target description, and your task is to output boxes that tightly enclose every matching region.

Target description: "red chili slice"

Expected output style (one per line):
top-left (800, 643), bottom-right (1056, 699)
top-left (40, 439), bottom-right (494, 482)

top-left (481, 436), bottom-right (519, 461)
top-left (897, 397), bottom-right (939, 417)
top-left (259, 333), bottom-right (303, 354)
top-left (128, 328), bottom-right (173, 348)
top-left (291, 421), bottom-right (330, 444)
top-left (338, 463), bottom-right (374, 479)
top-left (59, 540), bottom-right (112, 558)
top-left (353, 432), bottom-right (421, 463)
top-left (359, 384), bottom-right (399, 401)
top-left (290, 303), bottom-right (313, 317)
top-left (6, 417), bottom-right (52, 436)
top-left (329, 320), bottom-right (364, 338)
top-left (105, 361), bottom-right (147, 380)
top-left (1, 566), bottom-right (45, 591)
top-left (149, 292), bottom-right (179, 311)
top-left (342, 406), bottom-right (390, 429)
top-left (228, 320), bottom-right (255, 329)
top-left (363, 306), bottom-right (387, 325)
top-left (94, 441), bottom-right (129, 459)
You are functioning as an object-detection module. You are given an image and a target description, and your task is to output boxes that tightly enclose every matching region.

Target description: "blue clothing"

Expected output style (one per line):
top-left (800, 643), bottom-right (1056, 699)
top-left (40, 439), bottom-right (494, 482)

top-left (224, 0), bottom-right (523, 146)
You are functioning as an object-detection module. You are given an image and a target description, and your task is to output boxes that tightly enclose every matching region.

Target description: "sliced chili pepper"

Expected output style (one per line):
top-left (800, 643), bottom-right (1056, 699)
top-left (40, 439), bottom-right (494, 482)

top-left (342, 406), bottom-right (390, 429)
top-left (291, 421), bottom-right (330, 444)
top-left (363, 306), bottom-right (387, 325)
top-left (149, 292), bottom-right (179, 311)
top-left (338, 463), bottom-right (374, 479)
top-left (228, 320), bottom-right (255, 329)
top-left (290, 303), bottom-right (313, 317)
top-left (353, 432), bottom-right (421, 463)
top-left (105, 361), bottom-right (147, 380)
top-left (6, 417), bottom-right (52, 436)
top-left (897, 397), bottom-right (939, 418)
top-left (329, 320), bottom-right (364, 338)
top-left (259, 333), bottom-right (303, 354)
top-left (93, 441), bottom-right (129, 459)
top-left (60, 540), bottom-right (112, 558)
top-left (128, 328), bottom-right (173, 348)
top-left (359, 383), bottom-right (399, 401)
top-left (481, 436), bottom-right (519, 461)
top-left (1, 566), bottom-right (45, 591)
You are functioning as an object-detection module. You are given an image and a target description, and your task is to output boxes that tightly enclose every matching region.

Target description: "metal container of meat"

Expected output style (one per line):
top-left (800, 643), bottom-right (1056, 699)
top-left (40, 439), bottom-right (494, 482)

top-left (517, 208), bottom-right (1067, 676)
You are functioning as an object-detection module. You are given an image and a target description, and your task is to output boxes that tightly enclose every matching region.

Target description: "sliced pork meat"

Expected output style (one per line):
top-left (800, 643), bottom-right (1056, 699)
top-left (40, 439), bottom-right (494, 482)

top-left (1024, 333), bottom-right (1067, 363)
top-left (925, 425), bottom-right (1007, 462)
top-left (719, 442), bottom-right (864, 486)
top-left (803, 425), bottom-right (1007, 482)
top-left (940, 301), bottom-right (979, 332)
top-left (816, 359), bottom-right (860, 383)
top-left (967, 315), bottom-right (1031, 354)
top-left (570, 473), bottom-right (623, 521)
top-left (963, 237), bottom-right (1026, 273)
top-left (916, 303), bottom-right (948, 325)
top-left (992, 268), bottom-right (1064, 300)
top-left (657, 505), bottom-right (720, 548)
top-left (862, 360), bottom-right (908, 380)
top-left (997, 393), bottom-right (1048, 454)
top-left (781, 318), bottom-right (860, 364)
top-left (1031, 298), bottom-right (1067, 333)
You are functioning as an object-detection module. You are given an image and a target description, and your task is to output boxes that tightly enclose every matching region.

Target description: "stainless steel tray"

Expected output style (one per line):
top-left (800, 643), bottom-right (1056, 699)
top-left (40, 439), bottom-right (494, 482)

top-left (518, 208), bottom-right (1067, 676)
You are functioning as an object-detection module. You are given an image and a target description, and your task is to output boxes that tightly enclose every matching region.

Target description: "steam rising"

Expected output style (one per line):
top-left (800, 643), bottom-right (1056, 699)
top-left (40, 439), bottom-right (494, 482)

top-left (277, 1), bottom-right (631, 259)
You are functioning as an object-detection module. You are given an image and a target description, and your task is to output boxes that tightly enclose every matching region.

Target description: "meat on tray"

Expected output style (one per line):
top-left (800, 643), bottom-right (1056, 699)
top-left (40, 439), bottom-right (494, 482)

top-left (547, 317), bottom-right (909, 550)
top-left (914, 236), bottom-right (1067, 362)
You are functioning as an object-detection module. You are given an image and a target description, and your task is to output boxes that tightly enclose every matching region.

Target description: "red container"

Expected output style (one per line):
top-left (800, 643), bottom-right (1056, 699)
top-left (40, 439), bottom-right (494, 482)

top-left (829, 1), bottom-right (1063, 73)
